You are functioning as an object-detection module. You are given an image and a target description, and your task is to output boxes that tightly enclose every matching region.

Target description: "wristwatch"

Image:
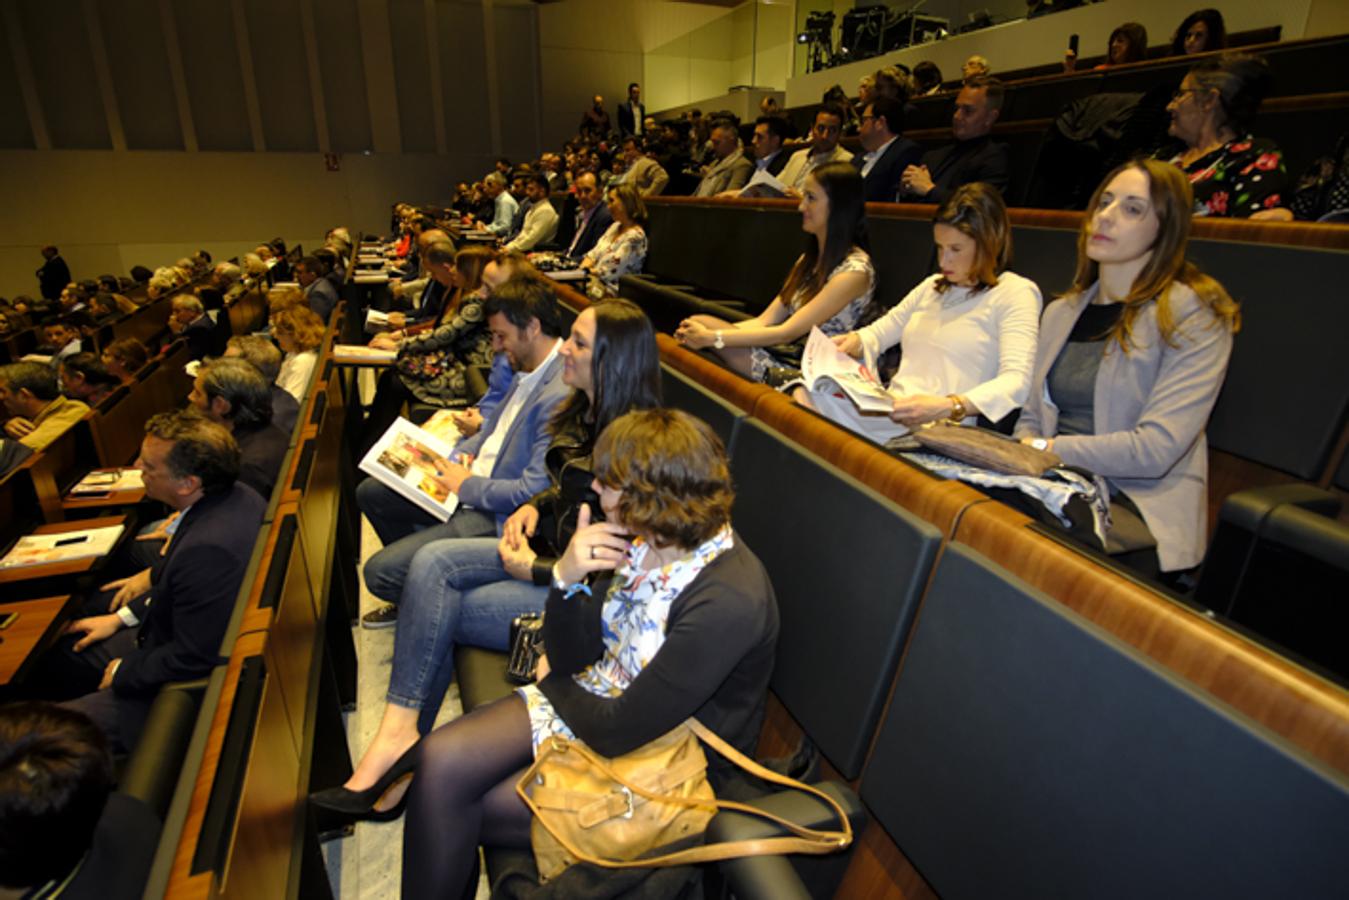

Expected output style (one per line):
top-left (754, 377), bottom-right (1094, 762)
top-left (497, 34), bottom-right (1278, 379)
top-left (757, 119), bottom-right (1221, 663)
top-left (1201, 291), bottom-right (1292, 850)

top-left (947, 394), bottom-right (966, 422)
top-left (713, 330), bottom-right (725, 350)
top-left (1030, 438), bottom-right (1050, 452)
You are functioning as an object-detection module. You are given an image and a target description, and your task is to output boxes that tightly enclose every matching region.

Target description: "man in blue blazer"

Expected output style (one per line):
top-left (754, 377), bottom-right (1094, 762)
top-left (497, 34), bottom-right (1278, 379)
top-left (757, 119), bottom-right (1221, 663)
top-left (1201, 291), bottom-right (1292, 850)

top-left (356, 275), bottom-right (570, 625)
top-left (296, 255), bottom-right (339, 323)
top-left (51, 411), bottom-right (267, 751)
top-left (854, 97), bottom-right (923, 203)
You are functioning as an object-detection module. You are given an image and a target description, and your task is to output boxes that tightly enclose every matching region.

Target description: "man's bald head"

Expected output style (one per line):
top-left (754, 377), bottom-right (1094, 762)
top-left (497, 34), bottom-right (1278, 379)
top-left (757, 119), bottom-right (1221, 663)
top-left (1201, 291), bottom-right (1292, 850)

top-left (573, 171), bottom-right (600, 210)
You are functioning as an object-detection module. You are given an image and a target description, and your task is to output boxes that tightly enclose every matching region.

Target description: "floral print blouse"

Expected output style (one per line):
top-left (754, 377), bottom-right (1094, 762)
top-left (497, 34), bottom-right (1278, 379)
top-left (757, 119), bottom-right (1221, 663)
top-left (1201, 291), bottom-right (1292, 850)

top-left (582, 223), bottom-right (647, 298)
top-left (1166, 134), bottom-right (1288, 218)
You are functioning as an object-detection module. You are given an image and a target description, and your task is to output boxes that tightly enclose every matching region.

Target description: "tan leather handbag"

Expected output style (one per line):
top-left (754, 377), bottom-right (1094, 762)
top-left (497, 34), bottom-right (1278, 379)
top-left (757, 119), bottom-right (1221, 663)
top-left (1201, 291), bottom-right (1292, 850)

top-left (912, 421), bottom-right (1062, 477)
top-left (516, 718), bottom-right (853, 882)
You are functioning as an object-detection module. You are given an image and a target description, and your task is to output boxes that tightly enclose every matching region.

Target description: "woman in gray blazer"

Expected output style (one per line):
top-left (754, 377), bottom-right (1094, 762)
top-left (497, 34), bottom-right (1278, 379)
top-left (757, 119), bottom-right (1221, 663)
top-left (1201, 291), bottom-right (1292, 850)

top-left (1015, 159), bottom-right (1240, 575)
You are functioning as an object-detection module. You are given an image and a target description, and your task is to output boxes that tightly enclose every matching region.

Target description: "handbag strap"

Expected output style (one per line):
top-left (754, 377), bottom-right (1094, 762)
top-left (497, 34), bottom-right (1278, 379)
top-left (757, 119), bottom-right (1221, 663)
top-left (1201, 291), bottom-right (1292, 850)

top-left (517, 719), bottom-right (853, 870)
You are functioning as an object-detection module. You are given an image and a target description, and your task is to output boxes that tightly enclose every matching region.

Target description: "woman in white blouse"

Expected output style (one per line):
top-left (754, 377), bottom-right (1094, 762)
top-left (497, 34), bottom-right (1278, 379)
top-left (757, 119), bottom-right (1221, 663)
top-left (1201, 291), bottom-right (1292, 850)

top-left (272, 304), bottom-right (324, 400)
top-left (580, 183), bottom-right (648, 298)
top-left (803, 183), bottom-right (1041, 442)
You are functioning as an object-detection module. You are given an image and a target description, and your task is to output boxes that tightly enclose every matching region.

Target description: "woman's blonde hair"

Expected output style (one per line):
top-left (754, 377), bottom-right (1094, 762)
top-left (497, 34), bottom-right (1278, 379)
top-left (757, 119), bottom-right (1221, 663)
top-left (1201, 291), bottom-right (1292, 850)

top-left (272, 305), bottom-right (325, 352)
top-left (606, 183), bottom-right (648, 226)
top-left (1071, 158), bottom-right (1240, 352)
top-left (933, 182), bottom-right (1011, 292)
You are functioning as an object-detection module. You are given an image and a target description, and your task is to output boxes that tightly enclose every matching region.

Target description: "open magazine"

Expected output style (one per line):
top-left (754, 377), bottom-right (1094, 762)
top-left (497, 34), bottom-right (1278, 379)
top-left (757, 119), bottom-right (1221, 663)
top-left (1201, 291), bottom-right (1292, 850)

top-left (358, 418), bottom-right (464, 521)
top-left (798, 327), bottom-right (894, 414)
top-left (0, 524), bottom-right (125, 569)
top-left (739, 167), bottom-right (790, 199)
top-left (332, 344), bottom-right (397, 364)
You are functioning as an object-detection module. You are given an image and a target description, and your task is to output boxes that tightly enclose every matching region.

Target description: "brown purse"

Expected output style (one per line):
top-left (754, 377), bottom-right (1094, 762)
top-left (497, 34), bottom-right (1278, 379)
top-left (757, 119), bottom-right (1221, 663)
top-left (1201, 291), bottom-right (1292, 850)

top-left (911, 421), bottom-right (1062, 477)
top-left (516, 718), bottom-right (853, 882)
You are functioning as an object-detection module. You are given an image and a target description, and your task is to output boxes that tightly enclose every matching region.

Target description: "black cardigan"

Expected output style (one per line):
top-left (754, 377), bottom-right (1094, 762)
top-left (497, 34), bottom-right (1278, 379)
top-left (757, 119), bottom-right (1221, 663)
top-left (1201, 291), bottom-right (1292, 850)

top-left (538, 536), bottom-right (779, 790)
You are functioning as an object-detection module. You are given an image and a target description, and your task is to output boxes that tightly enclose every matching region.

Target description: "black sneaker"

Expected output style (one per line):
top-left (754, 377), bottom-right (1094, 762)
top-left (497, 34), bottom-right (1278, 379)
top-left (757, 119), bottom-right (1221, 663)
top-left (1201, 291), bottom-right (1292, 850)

top-left (361, 604), bottom-right (398, 629)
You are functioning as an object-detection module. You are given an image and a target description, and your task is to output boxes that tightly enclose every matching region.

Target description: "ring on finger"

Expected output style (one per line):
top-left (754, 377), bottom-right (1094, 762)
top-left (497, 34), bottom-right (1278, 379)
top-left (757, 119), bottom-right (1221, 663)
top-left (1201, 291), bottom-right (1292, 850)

top-left (589, 546), bottom-right (596, 559)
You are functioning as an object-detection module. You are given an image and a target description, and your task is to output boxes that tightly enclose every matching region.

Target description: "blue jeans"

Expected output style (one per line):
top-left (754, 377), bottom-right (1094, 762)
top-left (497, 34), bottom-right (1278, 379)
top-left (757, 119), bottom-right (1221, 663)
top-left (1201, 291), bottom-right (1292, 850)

top-left (387, 537), bottom-right (549, 734)
top-left (357, 477), bottom-right (497, 602)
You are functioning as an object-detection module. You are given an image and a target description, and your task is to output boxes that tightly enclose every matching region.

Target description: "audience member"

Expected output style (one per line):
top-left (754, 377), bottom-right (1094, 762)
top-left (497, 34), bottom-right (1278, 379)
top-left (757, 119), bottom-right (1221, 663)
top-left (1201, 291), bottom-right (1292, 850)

top-left (35, 245), bottom-right (71, 303)
top-left (167, 294), bottom-right (218, 360)
top-left (750, 115), bottom-right (790, 177)
top-left (913, 61), bottom-right (944, 96)
top-left (801, 184), bottom-right (1041, 440)
top-left (759, 95), bottom-right (782, 117)
top-left (824, 84), bottom-right (862, 134)
top-left (0, 703), bottom-right (159, 900)
top-left (540, 152), bottom-right (568, 192)
top-left (1162, 53), bottom-right (1289, 218)
top-left (694, 120), bottom-right (753, 196)
top-left (858, 73), bottom-right (877, 109)
top-left (855, 96), bottom-right (923, 201)
top-left (41, 318), bottom-right (84, 363)
top-left (617, 82), bottom-right (645, 138)
top-left (189, 358), bottom-right (288, 499)
top-left (616, 136), bottom-right (669, 196)
top-left (41, 411), bottom-right (265, 750)
top-left (505, 174), bottom-right (560, 251)
top-left (963, 55), bottom-right (991, 82)
top-left (676, 163), bottom-right (874, 383)
top-left (395, 409), bottom-right (777, 899)
top-left (272, 305), bottom-right (325, 400)
top-left (873, 66), bottom-right (913, 105)
top-left (478, 172), bottom-right (520, 238)
top-left (901, 76), bottom-right (1010, 203)
top-left (0, 361), bottom-right (90, 450)
top-left (579, 94), bottom-right (611, 141)
top-left (1015, 159), bottom-right (1240, 578)
top-left (356, 276), bottom-right (570, 616)
top-left (129, 264), bottom-right (153, 283)
top-left (1070, 22), bottom-right (1148, 72)
top-left (60, 353), bottom-right (120, 407)
top-left (778, 104), bottom-right (854, 194)
top-left (294, 255), bottom-right (338, 323)
top-left (580, 184), bottom-right (648, 298)
top-left (101, 337), bottom-right (149, 383)
top-left (561, 172), bottom-right (613, 259)
top-left (1171, 8), bottom-right (1226, 55)
top-left (310, 300), bottom-right (662, 803)
top-left (225, 334), bottom-right (299, 436)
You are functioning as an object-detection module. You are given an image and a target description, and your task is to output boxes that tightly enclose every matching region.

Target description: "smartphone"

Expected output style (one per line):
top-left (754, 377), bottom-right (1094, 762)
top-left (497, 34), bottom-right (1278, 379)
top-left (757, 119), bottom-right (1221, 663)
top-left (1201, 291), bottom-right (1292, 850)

top-left (1068, 33), bottom-right (1079, 54)
top-left (0, 611), bottom-right (17, 630)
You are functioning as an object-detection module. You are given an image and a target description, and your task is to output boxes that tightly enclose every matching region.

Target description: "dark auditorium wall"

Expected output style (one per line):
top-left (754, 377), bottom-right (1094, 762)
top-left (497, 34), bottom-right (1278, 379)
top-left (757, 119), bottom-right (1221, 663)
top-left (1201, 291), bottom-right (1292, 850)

top-left (0, 0), bottom-right (542, 297)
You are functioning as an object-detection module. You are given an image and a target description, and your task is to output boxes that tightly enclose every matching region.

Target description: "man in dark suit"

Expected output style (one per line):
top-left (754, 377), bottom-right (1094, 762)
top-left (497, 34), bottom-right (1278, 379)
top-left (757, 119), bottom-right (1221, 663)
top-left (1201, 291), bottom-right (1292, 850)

top-left (51, 411), bottom-right (267, 751)
top-left (296, 255), bottom-right (339, 323)
top-left (752, 115), bottom-right (791, 177)
top-left (855, 97), bottom-right (924, 202)
top-left (35, 245), bottom-right (72, 302)
top-left (167, 294), bottom-right (220, 360)
top-left (616, 82), bottom-right (646, 138)
top-left (225, 334), bottom-right (300, 436)
top-left (189, 358), bottom-right (289, 500)
top-left (900, 76), bottom-right (1011, 203)
top-left (562, 172), bottom-right (613, 259)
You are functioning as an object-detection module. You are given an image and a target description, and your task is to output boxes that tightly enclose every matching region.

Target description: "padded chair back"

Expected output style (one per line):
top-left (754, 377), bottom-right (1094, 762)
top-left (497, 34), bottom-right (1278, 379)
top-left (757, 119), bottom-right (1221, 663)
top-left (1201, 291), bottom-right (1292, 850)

top-left (730, 418), bottom-right (941, 778)
top-left (660, 364), bottom-right (747, 454)
top-left (861, 544), bottom-right (1349, 900)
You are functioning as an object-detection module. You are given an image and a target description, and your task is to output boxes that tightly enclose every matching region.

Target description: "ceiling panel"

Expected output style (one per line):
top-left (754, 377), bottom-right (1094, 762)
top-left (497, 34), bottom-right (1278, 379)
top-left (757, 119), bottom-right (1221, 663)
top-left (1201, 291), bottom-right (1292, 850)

top-left (389, 0), bottom-right (436, 152)
top-left (0, 12), bottom-right (35, 149)
top-left (102, 0), bottom-right (183, 150)
top-left (18, 0), bottom-right (110, 149)
top-left (245, 0), bottom-right (318, 151)
top-left (314, 0), bottom-right (372, 153)
top-left (173, 0), bottom-right (252, 151)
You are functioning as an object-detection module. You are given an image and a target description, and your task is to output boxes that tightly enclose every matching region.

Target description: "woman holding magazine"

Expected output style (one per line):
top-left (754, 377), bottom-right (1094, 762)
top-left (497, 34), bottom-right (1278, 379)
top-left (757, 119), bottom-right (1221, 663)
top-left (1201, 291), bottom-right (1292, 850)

top-left (311, 299), bottom-right (663, 817)
top-left (799, 183), bottom-right (1041, 442)
top-left (675, 162), bottom-right (875, 383)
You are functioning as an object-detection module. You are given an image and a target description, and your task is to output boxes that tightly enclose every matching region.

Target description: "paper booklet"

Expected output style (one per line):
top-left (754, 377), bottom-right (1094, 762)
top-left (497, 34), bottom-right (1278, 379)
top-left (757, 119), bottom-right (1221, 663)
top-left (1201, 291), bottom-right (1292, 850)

top-left (354, 272), bottom-right (390, 284)
top-left (70, 468), bottom-right (144, 494)
top-left (365, 309), bottom-right (393, 328)
top-left (0, 524), bottom-right (125, 569)
top-left (799, 326), bottom-right (894, 414)
top-left (358, 418), bottom-right (464, 522)
top-left (547, 269), bottom-right (587, 282)
top-left (332, 344), bottom-right (397, 363)
top-left (739, 167), bottom-right (789, 199)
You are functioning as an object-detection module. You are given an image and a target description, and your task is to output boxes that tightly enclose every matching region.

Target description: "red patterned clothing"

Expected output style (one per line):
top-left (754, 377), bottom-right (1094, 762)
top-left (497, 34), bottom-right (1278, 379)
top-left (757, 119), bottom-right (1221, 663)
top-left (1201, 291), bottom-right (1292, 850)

top-left (1166, 134), bottom-right (1288, 218)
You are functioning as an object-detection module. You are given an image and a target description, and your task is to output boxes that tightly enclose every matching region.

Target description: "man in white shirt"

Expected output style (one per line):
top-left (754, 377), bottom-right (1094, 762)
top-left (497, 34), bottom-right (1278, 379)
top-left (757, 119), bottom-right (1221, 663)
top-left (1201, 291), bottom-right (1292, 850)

top-left (356, 275), bottom-right (570, 625)
top-left (505, 175), bottom-right (560, 252)
top-left (478, 172), bottom-right (520, 237)
top-left (777, 104), bottom-right (855, 195)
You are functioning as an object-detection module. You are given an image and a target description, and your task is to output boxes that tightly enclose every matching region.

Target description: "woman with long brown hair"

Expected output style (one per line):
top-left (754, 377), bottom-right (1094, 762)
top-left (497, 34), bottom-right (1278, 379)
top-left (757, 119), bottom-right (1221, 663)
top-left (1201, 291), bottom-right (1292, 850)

top-left (805, 183), bottom-right (1041, 441)
top-left (676, 161), bottom-right (874, 382)
top-left (1015, 159), bottom-right (1240, 577)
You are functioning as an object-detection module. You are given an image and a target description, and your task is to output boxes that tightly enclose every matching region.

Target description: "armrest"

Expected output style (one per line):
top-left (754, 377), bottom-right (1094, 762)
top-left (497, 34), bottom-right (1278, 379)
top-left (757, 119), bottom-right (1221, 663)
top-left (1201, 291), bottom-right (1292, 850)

top-left (705, 781), bottom-right (866, 900)
top-left (119, 679), bottom-right (207, 818)
top-left (1219, 485), bottom-right (1341, 533)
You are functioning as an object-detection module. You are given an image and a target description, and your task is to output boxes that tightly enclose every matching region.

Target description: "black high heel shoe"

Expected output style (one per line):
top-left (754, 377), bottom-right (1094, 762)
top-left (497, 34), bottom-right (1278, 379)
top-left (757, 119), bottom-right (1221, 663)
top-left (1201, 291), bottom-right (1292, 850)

top-left (309, 743), bottom-right (419, 822)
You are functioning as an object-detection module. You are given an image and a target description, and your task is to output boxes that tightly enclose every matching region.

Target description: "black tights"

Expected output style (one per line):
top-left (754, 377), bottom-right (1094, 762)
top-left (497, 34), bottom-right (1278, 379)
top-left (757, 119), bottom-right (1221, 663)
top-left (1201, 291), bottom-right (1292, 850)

top-left (402, 695), bottom-right (534, 899)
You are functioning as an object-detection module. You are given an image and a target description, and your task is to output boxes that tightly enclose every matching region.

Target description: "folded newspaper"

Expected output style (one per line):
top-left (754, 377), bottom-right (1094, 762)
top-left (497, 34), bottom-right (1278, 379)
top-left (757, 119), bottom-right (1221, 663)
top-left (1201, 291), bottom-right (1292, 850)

top-left (0, 524), bottom-right (125, 569)
top-left (798, 327), bottom-right (894, 414)
top-left (358, 418), bottom-right (464, 521)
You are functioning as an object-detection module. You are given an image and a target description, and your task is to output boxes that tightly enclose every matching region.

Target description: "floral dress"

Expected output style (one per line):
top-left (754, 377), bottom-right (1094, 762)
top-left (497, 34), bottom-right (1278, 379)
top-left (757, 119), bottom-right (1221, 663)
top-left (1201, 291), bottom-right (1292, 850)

top-left (394, 291), bottom-right (495, 406)
top-left (517, 526), bottom-right (734, 754)
top-left (1166, 134), bottom-right (1289, 218)
top-left (749, 247), bottom-right (876, 383)
top-left (582, 223), bottom-right (647, 298)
